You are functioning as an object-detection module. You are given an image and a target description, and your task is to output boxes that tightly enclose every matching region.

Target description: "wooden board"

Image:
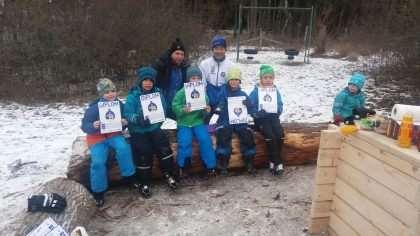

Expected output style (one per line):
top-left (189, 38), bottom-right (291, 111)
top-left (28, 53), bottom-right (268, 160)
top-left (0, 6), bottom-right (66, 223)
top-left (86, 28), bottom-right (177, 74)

top-left (336, 159), bottom-right (416, 226)
top-left (334, 178), bottom-right (410, 236)
top-left (329, 212), bottom-right (359, 236)
top-left (340, 142), bottom-right (420, 204)
top-left (344, 133), bottom-right (420, 181)
top-left (331, 195), bottom-right (385, 236)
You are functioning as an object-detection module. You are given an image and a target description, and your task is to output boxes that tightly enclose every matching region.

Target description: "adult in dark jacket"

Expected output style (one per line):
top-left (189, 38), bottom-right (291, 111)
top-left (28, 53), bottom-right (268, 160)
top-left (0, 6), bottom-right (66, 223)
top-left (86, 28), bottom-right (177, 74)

top-left (152, 38), bottom-right (190, 119)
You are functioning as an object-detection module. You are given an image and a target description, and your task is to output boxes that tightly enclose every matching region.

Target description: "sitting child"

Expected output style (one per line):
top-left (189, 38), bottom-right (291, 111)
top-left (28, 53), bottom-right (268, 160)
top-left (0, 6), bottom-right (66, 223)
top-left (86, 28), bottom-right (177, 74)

top-left (249, 65), bottom-right (285, 175)
top-left (81, 78), bottom-right (137, 207)
top-left (333, 72), bottom-right (374, 125)
top-left (172, 66), bottom-right (217, 178)
top-left (214, 67), bottom-right (257, 175)
top-left (124, 67), bottom-right (177, 198)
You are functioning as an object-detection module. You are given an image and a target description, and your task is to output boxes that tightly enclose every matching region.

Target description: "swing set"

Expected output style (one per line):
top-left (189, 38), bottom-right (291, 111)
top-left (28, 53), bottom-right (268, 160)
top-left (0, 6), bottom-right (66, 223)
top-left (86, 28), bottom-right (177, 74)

top-left (235, 3), bottom-right (314, 64)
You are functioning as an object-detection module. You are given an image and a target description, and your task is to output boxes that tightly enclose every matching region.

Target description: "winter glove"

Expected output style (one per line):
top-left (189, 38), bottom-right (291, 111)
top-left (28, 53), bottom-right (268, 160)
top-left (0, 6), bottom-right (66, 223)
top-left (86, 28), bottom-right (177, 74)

top-left (333, 115), bottom-right (343, 125)
top-left (255, 109), bottom-right (267, 119)
top-left (138, 116), bottom-right (151, 127)
top-left (353, 107), bottom-right (376, 119)
top-left (213, 107), bottom-right (222, 115)
top-left (28, 193), bottom-right (67, 213)
top-left (344, 116), bottom-right (355, 125)
top-left (242, 99), bottom-right (251, 107)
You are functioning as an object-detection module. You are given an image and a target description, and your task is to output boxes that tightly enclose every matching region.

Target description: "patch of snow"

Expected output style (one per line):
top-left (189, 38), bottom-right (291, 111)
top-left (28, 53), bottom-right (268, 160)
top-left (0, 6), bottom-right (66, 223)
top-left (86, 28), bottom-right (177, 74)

top-left (0, 49), bottom-right (371, 230)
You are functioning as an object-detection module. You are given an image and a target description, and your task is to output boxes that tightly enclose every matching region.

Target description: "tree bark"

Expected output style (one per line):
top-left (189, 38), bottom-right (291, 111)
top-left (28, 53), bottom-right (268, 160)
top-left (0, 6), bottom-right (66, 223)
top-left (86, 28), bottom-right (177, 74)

top-left (8, 177), bottom-right (96, 235)
top-left (67, 123), bottom-right (329, 189)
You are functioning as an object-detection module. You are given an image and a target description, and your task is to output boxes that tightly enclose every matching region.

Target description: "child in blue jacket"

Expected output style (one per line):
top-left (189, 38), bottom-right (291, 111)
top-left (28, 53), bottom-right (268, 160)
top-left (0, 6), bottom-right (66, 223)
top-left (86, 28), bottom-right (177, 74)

top-left (249, 65), bottom-right (285, 175)
top-left (333, 73), bottom-right (372, 125)
top-left (81, 78), bottom-right (137, 207)
top-left (124, 67), bottom-right (177, 198)
top-left (214, 67), bottom-right (257, 175)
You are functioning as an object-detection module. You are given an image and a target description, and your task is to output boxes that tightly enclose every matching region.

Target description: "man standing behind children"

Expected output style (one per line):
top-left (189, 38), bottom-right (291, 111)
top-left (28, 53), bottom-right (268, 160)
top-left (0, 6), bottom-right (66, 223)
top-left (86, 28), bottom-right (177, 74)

top-left (199, 35), bottom-right (234, 111)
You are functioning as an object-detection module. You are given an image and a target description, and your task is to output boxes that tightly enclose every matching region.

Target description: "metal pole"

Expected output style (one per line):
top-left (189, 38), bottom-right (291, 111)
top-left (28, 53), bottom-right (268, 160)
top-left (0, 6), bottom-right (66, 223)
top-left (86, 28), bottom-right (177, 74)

top-left (242, 6), bottom-right (312, 11)
top-left (303, 25), bottom-right (309, 63)
top-left (236, 4), bottom-right (242, 63)
top-left (306, 6), bottom-right (314, 64)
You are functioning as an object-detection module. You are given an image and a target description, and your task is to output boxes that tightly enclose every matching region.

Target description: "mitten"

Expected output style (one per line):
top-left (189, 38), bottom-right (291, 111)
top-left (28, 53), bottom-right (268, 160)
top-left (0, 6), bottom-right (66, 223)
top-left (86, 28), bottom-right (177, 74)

top-left (28, 193), bottom-right (67, 213)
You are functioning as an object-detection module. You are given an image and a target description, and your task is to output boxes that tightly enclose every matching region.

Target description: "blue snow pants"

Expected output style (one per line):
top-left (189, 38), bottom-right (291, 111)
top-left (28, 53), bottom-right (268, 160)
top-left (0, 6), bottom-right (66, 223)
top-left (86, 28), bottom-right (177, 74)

top-left (176, 124), bottom-right (216, 169)
top-left (89, 135), bottom-right (135, 193)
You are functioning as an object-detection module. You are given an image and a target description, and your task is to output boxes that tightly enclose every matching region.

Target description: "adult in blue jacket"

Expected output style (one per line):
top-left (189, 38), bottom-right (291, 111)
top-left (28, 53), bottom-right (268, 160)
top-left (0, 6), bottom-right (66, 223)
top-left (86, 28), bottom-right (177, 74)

top-left (152, 38), bottom-right (190, 119)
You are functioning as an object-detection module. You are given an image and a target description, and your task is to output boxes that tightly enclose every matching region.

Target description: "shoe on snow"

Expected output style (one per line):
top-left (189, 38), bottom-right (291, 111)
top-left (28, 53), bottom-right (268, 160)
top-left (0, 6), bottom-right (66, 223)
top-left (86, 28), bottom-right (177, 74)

top-left (269, 162), bottom-right (275, 174)
top-left (164, 174), bottom-right (177, 190)
top-left (247, 165), bottom-right (257, 176)
top-left (219, 167), bottom-right (228, 176)
top-left (140, 185), bottom-right (152, 199)
top-left (273, 164), bottom-right (284, 176)
top-left (93, 192), bottom-right (105, 207)
top-left (207, 168), bottom-right (217, 178)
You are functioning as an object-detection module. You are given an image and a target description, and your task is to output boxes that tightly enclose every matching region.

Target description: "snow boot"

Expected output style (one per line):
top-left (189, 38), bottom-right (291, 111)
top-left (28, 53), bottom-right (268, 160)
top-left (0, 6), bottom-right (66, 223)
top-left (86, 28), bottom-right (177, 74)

top-left (269, 162), bottom-right (275, 174)
top-left (179, 159), bottom-right (192, 179)
top-left (164, 173), bottom-right (177, 190)
top-left (92, 191), bottom-right (105, 207)
top-left (273, 164), bottom-right (284, 176)
top-left (218, 156), bottom-right (229, 176)
top-left (207, 168), bottom-right (217, 178)
top-left (140, 184), bottom-right (152, 199)
top-left (244, 156), bottom-right (256, 176)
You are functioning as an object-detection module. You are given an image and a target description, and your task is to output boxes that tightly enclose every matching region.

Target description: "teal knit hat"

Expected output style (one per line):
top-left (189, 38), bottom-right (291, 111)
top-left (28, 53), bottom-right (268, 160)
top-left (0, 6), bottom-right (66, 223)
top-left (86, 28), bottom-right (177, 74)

top-left (259, 64), bottom-right (274, 77)
top-left (186, 66), bottom-right (202, 81)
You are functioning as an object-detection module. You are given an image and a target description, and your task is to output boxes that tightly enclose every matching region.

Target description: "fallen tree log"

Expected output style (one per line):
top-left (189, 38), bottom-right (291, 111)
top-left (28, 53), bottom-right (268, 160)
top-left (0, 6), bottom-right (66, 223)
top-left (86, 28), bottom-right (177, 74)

top-left (8, 177), bottom-right (95, 235)
top-left (67, 123), bottom-right (328, 189)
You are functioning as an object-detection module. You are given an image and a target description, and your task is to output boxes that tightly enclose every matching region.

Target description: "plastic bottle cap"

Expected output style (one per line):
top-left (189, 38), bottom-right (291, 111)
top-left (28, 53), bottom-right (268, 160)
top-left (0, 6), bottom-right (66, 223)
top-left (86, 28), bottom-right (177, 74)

top-left (402, 113), bottom-right (413, 122)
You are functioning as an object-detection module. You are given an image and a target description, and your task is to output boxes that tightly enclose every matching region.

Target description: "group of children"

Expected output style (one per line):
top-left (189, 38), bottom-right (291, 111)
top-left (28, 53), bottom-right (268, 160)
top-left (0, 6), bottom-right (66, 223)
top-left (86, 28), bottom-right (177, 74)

top-left (81, 49), bottom-right (370, 208)
top-left (81, 63), bottom-right (286, 207)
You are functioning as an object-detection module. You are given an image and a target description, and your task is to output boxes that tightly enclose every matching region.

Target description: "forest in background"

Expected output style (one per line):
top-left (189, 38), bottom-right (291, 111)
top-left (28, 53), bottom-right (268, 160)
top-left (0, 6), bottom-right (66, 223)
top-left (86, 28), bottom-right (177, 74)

top-left (0, 0), bottom-right (419, 102)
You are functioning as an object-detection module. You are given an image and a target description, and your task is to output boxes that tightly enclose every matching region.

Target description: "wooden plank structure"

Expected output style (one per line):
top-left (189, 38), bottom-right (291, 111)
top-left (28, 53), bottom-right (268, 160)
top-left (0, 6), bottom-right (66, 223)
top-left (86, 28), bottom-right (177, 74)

top-left (309, 127), bottom-right (420, 236)
top-left (67, 122), bottom-right (328, 189)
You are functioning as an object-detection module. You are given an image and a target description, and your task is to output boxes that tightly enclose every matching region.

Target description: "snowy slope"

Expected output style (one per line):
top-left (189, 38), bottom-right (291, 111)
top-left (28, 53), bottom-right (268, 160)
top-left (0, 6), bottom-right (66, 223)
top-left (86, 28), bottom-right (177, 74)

top-left (0, 49), bottom-right (365, 229)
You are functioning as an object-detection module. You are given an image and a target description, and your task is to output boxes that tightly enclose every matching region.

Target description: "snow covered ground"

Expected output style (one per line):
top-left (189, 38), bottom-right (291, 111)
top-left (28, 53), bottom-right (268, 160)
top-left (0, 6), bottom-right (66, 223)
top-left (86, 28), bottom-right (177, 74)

top-left (0, 50), bottom-right (368, 230)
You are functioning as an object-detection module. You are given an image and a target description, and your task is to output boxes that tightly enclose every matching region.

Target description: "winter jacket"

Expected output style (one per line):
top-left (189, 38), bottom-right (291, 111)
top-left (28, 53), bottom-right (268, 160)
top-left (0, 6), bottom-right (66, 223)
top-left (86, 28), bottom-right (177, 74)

top-left (172, 88), bottom-right (209, 127)
top-left (81, 98), bottom-right (124, 146)
top-left (248, 85), bottom-right (283, 119)
top-left (215, 84), bottom-right (257, 129)
top-left (333, 73), bottom-right (366, 119)
top-left (333, 88), bottom-right (366, 119)
top-left (199, 56), bottom-right (234, 109)
top-left (152, 50), bottom-right (190, 115)
top-left (124, 85), bottom-right (167, 134)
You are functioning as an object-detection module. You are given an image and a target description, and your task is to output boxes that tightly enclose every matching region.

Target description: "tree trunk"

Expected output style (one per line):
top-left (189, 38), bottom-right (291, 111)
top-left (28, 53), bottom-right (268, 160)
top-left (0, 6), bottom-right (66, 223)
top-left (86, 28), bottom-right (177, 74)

top-left (8, 178), bottom-right (96, 235)
top-left (67, 123), bottom-right (329, 189)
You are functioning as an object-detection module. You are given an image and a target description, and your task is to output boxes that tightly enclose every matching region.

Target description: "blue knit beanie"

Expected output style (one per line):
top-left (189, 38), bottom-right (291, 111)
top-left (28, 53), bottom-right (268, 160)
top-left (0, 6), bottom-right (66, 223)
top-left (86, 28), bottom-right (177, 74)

top-left (136, 67), bottom-right (157, 85)
top-left (348, 72), bottom-right (365, 90)
top-left (186, 66), bottom-right (202, 81)
top-left (211, 35), bottom-right (227, 49)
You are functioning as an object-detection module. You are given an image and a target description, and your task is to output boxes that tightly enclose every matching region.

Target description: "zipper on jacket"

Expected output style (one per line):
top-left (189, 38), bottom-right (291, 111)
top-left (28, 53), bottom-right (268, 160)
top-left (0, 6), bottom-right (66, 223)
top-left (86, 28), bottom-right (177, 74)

top-left (216, 61), bottom-right (220, 87)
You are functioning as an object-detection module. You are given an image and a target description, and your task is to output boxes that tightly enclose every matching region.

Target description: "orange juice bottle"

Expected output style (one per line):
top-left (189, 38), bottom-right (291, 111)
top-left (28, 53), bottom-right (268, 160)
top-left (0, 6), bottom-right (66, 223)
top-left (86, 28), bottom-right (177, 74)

top-left (398, 113), bottom-right (413, 148)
